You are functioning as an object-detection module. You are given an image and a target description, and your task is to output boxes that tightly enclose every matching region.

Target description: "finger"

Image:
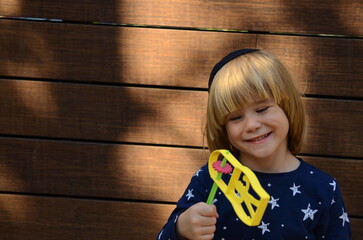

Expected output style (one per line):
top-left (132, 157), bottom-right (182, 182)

top-left (200, 232), bottom-right (215, 240)
top-left (192, 228), bottom-right (215, 240)
top-left (198, 203), bottom-right (219, 218)
top-left (199, 215), bottom-right (217, 226)
top-left (200, 225), bottom-right (216, 234)
top-left (186, 224), bottom-right (215, 240)
top-left (190, 214), bottom-right (217, 228)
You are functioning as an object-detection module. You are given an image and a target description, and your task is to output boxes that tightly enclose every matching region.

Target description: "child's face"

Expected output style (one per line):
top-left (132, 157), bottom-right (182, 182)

top-left (225, 97), bottom-right (290, 162)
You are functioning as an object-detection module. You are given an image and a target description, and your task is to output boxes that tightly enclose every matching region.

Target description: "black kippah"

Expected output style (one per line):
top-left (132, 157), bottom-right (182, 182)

top-left (208, 49), bottom-right (260, 90)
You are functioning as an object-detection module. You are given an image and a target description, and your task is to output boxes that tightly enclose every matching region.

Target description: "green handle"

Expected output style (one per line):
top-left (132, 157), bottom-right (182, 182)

top-left (206, 157), bottom-right (227, 204)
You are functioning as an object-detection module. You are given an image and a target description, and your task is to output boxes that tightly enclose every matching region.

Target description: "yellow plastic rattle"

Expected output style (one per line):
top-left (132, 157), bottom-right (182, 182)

top-left (206, 149), bottom-right (270, 226)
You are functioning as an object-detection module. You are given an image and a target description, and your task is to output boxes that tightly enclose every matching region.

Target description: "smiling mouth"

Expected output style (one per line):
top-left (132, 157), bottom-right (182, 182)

top-left (246, 132), bottom-right (271, 142)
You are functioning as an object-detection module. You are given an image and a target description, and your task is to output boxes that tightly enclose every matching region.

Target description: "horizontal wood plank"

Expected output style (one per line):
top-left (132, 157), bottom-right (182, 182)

top-left (0, 138), bottom-right (206, 203)
top-left (1, 20), bottom-right (362, 97)
top-left (0, 20), bottom-right (256, 88)
top-left (0, 79), bottom-right (362, 157)
top-left (350, 218), bottom-right (363, 240)
top-left (0, 194), bottom-right (361, 239)
top-left (1, 1), bottom-right (362, 36)
top-left (0, 138), bottom-right (362, 216)
top-left (257, 35), bottom-right (363, 98)
top-left (303, 98), bottom-right (363, 158)
top-left (0, 194), bottom-right (174, 240)
top-left (0, 79), bottom-right (208, 146)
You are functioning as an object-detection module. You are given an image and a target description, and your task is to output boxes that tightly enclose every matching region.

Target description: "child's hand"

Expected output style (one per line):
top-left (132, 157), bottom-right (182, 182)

top-left (176, 202), bottom-right (219, 240)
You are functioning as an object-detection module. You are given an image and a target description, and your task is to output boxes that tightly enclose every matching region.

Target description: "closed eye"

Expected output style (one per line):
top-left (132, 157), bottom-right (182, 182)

top-left (256, 106), bottom-right (269, 113)
top-left (229, 115), bottom-right (243, 121)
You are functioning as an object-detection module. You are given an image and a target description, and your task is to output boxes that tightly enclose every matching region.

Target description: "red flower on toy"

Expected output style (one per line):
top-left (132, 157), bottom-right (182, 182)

top-left (212, 160), bottom-right (233, 174)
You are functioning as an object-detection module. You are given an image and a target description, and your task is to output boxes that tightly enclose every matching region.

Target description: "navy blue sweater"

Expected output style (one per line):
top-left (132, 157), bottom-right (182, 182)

top-left (157, 159), bottom-right (351, 240)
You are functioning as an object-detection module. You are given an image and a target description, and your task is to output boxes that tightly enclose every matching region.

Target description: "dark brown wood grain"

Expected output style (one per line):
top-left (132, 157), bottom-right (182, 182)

top-left (1, 1), bottom-right (362, 36)
top-left (0, 194), bottom-right (362, 240)
top-left (257, 35), bottom-right (363, 98)
top-left (350, 218), bottom-right (363, 240)
top-left (0, 138), bottom-right (207, 203)
top-left (0, 79), bottom-right (208, 146)
top-left (0, 194), bottom-right (175, 240)
top-left (303, 98), bottom-right (363, 158)
top-left (0, 20), bottom-right (256, 88)
top-left (0, 79), bottom-right (362, 158)
top-left (1, 1), bottom-right (362, 239)
top-left (1, 20), bottom-right (362, 97)
top-left (0, 138), bottom-right (362, 216)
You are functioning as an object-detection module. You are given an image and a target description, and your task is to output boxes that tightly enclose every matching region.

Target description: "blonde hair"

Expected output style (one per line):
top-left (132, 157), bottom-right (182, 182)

top-left (205, 50), bottom-right (305, 156)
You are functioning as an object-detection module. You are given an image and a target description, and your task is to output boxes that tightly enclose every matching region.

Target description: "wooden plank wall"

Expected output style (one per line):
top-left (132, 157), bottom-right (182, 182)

top-left (0, 1), bottom-right (362, 239)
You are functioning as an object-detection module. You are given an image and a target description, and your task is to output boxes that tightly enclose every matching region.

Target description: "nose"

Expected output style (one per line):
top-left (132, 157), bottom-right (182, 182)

top-left (244, 114), bottom-right (262, 133)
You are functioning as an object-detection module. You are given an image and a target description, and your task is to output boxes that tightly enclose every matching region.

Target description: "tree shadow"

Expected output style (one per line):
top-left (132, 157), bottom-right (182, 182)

top-left (0, 1), bottom-right (159, 238)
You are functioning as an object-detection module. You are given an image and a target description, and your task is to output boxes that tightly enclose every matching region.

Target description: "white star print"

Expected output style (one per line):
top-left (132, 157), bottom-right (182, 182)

top-left (186, 189), bottom-right (194, 200)
top-left (301, 203), bottom-right (318, 221)
top-left (290, 183), bottom-right (301, 196)
top-left (268, 196), bottom-right (280, 210)
top-left (194, 169), bottom-right (202, 177)
top-left (258, 221), bottom-right (270, 235)
top-left (339, 208), bottom-right (349, 226)
top-left (267, 183), bottom-right (272, 187)
top-left (331, 197), bottom-right (336, 205)
top-left (329, 180), bottom-right (336, 191)
top-left (158, 229), bottom-right (163, 240)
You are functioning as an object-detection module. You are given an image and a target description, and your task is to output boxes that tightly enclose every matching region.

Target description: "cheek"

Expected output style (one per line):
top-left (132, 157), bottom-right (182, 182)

top-left (275, 112), bottom-right (290, 136)
top-left (226, 123), bottom-right (243, 144)
top-left (225, 124), bottom-right (233, 140)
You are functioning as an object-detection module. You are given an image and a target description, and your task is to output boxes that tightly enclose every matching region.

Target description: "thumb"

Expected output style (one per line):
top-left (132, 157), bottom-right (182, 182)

top-left (211, 204), bottom-right (219, 218)
top-left (199, 203), bottom-right (219, 218)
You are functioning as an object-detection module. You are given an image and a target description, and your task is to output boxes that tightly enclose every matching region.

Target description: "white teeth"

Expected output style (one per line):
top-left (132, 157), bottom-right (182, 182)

top-left (248, 133), bottom-right (269, 142)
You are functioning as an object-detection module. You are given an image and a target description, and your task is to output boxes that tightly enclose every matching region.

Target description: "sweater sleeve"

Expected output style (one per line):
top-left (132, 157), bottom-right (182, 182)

top-left (156, 164), bottom-right (212, 240)
top-left (317, 180), bottom-right (352, 240)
